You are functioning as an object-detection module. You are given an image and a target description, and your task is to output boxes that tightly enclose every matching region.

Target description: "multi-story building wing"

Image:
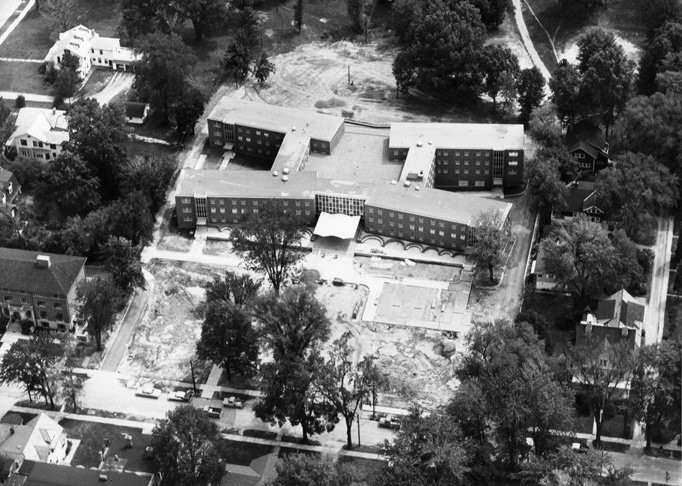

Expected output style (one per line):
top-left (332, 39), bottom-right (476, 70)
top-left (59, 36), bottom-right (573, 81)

top-left (4, 108), bottom-right (68, 162)
top-left (0, 248), bottom-right (86, 332)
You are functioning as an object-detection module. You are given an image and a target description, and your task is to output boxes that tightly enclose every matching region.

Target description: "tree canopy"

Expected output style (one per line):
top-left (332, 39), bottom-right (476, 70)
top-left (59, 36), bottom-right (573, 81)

top-left (272, 453), bottom-right (355, 486)
top-left (468, 209), bottom-right (508, 284)
top-left (77, 275), bottom-right (122, 351)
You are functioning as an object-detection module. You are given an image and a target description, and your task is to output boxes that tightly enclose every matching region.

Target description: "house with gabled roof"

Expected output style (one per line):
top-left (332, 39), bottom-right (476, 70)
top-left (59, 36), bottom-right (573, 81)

top-left (0, 414), bottom-right (68, 468)
top-left (4, 108), bottom-right (68, 162)
top-left (577, 289), bottom-right (645, 352)
top-left (0, 167), bottom-right (20, 210)
top-left (554, 181), bottom-right (604, 222)
top-left (0, 248), bottom-right (86, 332)
top-left (6, 460), bottom-right (154, 486)
top-left (566, 120), bottom-right (610, 174)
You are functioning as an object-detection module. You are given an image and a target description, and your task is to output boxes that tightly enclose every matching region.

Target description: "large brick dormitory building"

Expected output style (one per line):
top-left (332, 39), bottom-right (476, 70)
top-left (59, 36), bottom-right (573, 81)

top-left (176, 98), bottom-right (523, 251)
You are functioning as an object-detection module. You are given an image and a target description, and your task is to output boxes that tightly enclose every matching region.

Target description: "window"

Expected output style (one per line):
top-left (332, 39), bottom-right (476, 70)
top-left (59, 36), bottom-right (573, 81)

top-left (40, 311), bottom-right (47, 319)
top-left (451, 233), bottom-right (457, 238)
top-left (3, 296), bottom-right (11, 302)
top-left (41, 321), bottom-right (49, 328)
top-left (20, 140), bottom-right (27, 146)
top-left (53, 303), bottom-right (61, 309)
top-left (99, 49), bottom-right (103, 55)
top-left (232, 209), bottom-right (238, 214)
top-left (220, 208), bottom-right (225, 214)
top-left (256, 130), bottom-right (261, 135)
top-left (398, 214), bottom-right (403, 219)
top-left (37, 300), bottom-right (45, 306)
top-left (246, 137), bottom-right (251, 142)
top-left (56, 313), bottom-right (63, 322)
top-left (418, 226), bottom-right (424, 232)
top-left (508, 151), bottom-right (519, 157)
top-left (182, 207), bottom-right (192, 213)
top-left (429, 229), bottom-right (435, 234)
top-left (508, 161), bottom-right (518, 166)
top-left (50, 144), bottom-right (56, 149)
top-left (459, 180), bottom-right (469, 187)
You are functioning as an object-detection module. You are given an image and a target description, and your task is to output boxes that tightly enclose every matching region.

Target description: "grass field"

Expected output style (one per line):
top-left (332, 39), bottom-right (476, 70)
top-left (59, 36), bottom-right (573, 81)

top-left (216, 439), bottom-right (273, 465)
top-left (0, 61), bottom-right (47, 94)
top-left (0, 8), bottom-right (51, 59)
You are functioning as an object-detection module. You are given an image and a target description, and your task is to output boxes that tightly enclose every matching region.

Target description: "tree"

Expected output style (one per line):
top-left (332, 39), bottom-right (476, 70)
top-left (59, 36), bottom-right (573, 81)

top-left (102, 236), bottom-right (145, 294)
top-left (171, 0), bottom-right (227, 41)
top-left (230, 200), bottom-right (306, 295)
top-left (612, 91), bottom-right (682, 178)
top-left (638, 21), bottom-right (682, 95)
top-left (528, 103), bottom-right (563, 147)
top-left (119, 0), bottom-right (164, 43)
top-left (15, 95), bottom-right (25, 109)
top-left (224, 39), bottom-right (252, 87)
top-left (196, 300), bottom-right (259, 381)
top-left (480, 44), bottom-right (520, 111)
top-left (629, 341), bottom-right (681, 449)
top-left (470, 0), bottom-right (512, 31)
top-left (359, 355), bottom-right (387, 419)
top-left (65, 98), bottom-right (129, 201)
top-left (134, 33), bottom-right (198, 120)
top-left (468, 209), bottom-right (507, 284)
top-left (0, 333), bottom-right (64, 409)
top-left (36, 151), bottom-right (101, 221)
top-left (566, 334), bottom-right (637, 445)
top-left (252, 52), bottom-right (276, 86)
top-left (77, 275), bottom-right (121, 351)
top-left (391, 0), bottom-right (486, 100)
top-left (517, 67), bottom-right (545, 122)
top-left (639, 0), bottom-right (682, 34)
top-left (203, 272), bottom-right (260, 308)
top-left (235, 7), bottom-right (260, 51)
top-left (525, 153), bottom-right (567, 217)
top-left (392, 50), bottom-right (416, 96)
top-left (169, 86), bottom-right (205, 142)
top-left (316, 331), bottom-right (371, 449)
top-left (550, 59), bottom-right (583, 129)
top-left (539, 215), bottom-right (618, 298)
top-left (519, 444), bottom-right (620, 485)
top-left (44, 0), bottom-right (83, 38)
top-left (390, 0), bottom-right (421, 43)
top-left (293, 0), bottom-right (303, 33)
top-left (120, 154), bottom-right (177, 215)
top-left (595, 152), bottom-right (678, 241)
top-left (104, 190), bottom-right (155, 246)
top-left (52, 52), bottom-right (80, 98)
top-left (375, 409), bottom-right (470, 486)
top-left (151, 405), bottom-right (223, 486)
top-left (347, 0), bottom-right (371, 33)
top-left (536, 144), bottom-right (580, 182)
top-left (272, 453), bottom-right (354, 486)
top-left (576, 28), bottom-right (634, 139)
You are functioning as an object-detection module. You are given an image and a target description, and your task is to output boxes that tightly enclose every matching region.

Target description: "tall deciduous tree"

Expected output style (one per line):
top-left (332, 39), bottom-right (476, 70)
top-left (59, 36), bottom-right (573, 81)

top-left (527, 103), bottom-right (563, 147)
top-left (151, 405), bottom-right (223, 486)
top-left (77, 275), bottom-right (121, 351)
top-left (196, 300), bottom-right (259, 381)
top-left (550, 59), bottom-right (583, 129)
top-left (596, 152), bottom-right (678, 241)
top-left (468, 209), bottom-right (508, 284)
top-left (566, 335), bottom-right (637, 446)
top-left (171, 0), bottom-right (227, 41)
top-left (134, 33), bottom-right (198, 120)
top-left (65, 99), bottom-right (129, 201)
top-left (252, 52), bottom-right (276, 86)
top-left (272, 453), bottom-right (355, 486)
top-left (230, 200), bottom-right (306, 295)
top-left (539, 215), bottom-right (618, 298)
top-left (638, 21), bottom-right (682, 95)
top-left (293, 0), bottom-right (303, 33)
top-left (517, 67), bottom-right (545, 122)
top-left (224, 38), bottom-right (252, 87)
top-left (204, 272), bottom-right (260, 308)
top-left (169, 86), bottom-right (206, 142)
top-left (120, 154), bottom-right (177, 215)
top-left (102, 236), bottom-right (145, 294)
top-left (525, 153), bottom-right (567, 218)
top-left (480, 44), bottom-right (520, 111)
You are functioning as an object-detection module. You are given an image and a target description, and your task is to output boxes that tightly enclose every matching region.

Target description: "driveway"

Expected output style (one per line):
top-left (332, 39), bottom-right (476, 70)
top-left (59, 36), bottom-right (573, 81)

top-left (643, 216), bottom-right (674, 344)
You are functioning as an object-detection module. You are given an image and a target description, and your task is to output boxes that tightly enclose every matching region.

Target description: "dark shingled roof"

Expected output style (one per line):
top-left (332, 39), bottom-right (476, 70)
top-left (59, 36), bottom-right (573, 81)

top-left (15, 461), bottom-right (151, 486)
top-left (0, 248), bottom-right (86, 296)
top-left (564, 181), bottom-right (597, 214)
top-left (125, 102), bottom-right (148, 119)
top-left (595, 289), bottom-right (645, 328)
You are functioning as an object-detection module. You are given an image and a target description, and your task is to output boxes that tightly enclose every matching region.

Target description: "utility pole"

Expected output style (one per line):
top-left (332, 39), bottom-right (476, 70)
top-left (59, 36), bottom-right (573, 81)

top-left (357, 410), bottom-right (361, 447)
top-left (348, 65), bottom-right (350, 85)
top-left (190, 360), bottom-right (197, 394)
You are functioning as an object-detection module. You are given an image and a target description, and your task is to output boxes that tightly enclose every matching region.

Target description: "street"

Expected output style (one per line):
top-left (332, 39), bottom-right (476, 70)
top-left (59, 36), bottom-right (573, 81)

top-left (644, 216), bottom-right (674, 344)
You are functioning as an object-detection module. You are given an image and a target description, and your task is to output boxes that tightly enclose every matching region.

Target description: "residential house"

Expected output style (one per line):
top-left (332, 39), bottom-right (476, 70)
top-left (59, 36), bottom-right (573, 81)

top-left (4, 108), bottom-right (68, 162)
top-left (531, 243), bottom-right (562, 292)
top-left (566, 120), bottom-right (610, 174)
top-left (124, 102), bottom-right (150, 125)
top-left (0, 248), bottom-right (86, 332)
top-left (0, 167), bottom-right (20, 211)
top-left (576, 289), bottom-right (645, 352)
top-left (44, 25), bottom-right (139, 79)
top-left (0, 414), bottom-right (68, 469)
top-left (554, 181), bottom-right (604, 222)
top-left (5, 460), bottom-right (154, 486)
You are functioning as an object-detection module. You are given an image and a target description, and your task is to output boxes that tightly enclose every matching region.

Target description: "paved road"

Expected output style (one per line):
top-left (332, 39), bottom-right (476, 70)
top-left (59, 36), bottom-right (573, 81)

top-left (100, 270), bottom-right (153, 372)
top-left (0, 0), bottom-right (34, 48)
top-left (643, 216), bottom-right (674, 345)
top-left (511, 0), bottom-right (552, 94)
top-left (0, 0), bottom-right (22, 32)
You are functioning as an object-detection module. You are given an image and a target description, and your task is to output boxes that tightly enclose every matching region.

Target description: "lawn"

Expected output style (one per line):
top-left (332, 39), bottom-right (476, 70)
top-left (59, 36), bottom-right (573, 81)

top-left (216, 439), bottom-right (273, 466)
top-left (61, 419), bottom-right (154, 473)
top-left (74, 0), bottom-right (121, 37)
top-left (125, 140), bottom-right (178, 160)
top-left (0, 8), bottom-right (52, 59)
top-left (0, 61), bottom-right (48, 94)
top-left (339, 456), bottom-right (386, 485)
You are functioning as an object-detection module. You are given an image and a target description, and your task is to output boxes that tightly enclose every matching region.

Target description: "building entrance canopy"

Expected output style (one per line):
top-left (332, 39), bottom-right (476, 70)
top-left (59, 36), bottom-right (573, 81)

top-left (313, 212), bottom-right (360, 239)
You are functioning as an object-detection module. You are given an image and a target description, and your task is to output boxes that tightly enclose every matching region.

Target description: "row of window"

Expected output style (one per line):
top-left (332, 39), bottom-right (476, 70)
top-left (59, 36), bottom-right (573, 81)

top-left (19, 140), bottom-right (58, 150)
top-left (1, 289), bottom-right (64, 298)
top-left (437, 169), bottom-right (490, 175)
top-left (3, 296), bottom-right (63, 307)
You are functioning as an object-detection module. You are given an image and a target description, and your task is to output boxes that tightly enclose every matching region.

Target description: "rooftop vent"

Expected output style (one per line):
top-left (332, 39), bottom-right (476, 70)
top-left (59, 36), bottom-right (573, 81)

top-left (283, 167), bottom-right (290, 175)
top-left (272, 170), bottom-right (279, 177)
top-left (36, 255), bottom-right (51, 269)
top-left (416, 141), bottom-right (423, 147)
top-left (292, 126), bottom-right (297, 132)
top-left (415, 185), bottom-right (420, 191)
top-left (404, 181), bottom-right (411, 187)
top-left (99, 474), bottom-right (108, 482)
top-left (428, 141), bottom-right (432, 145)
top-left (281, 175), bottom-right (289, 182)
top-left (390, 180), bottom-right (397, 185)
top-left (418, 170), bottom-right (424, 177)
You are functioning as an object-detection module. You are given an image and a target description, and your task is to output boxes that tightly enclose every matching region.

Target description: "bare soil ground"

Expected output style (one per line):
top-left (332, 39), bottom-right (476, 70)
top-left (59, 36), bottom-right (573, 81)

top-left (158, 233), bottom-right (193, 252)
top-left (119, 261), bottom-right (222, 382)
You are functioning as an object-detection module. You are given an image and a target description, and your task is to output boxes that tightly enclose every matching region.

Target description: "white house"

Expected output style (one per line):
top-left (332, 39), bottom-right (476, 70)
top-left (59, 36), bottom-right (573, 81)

top-left (0, 414), bottom-right (69, 466)
top-left (44, 25), bottom-right (140, 79)
top-left (4, 108), bottom-right (69, 161)
top-left (124, 102), bottom-right (150, 125)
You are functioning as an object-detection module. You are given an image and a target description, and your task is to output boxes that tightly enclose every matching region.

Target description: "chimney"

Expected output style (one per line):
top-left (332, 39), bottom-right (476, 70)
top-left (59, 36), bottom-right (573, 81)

top-left (52, 107), bottom-right (56, 115)
top-left (10, 426), bottom-right (15, 434)
top-left (36, 255), bottom-right (51, 268)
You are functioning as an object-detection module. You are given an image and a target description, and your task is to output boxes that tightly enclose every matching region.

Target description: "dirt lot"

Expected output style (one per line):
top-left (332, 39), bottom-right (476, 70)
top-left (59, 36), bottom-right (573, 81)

top-left (118, 261), bottom-right (223, 382)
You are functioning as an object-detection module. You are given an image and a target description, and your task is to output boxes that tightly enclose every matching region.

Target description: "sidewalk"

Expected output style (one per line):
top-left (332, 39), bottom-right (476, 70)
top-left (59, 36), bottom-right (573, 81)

top-left (0, 0), bottom-right (33, 48)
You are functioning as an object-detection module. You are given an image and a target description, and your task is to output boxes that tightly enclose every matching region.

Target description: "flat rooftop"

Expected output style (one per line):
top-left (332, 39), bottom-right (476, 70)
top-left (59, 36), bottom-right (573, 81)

top-left (366, 181), bottom-right (513, 225)
top-left (304, 126), bottom-right (403, 183)
top-left (315, 178), bottom-right (376, 199)
top-left (389, 122), bottom-right (525, 150)
top-left (399, 144), bottom-right (435, 183)
top-left (177, 169), bottom-right (317, 199)
top-left (208, 97), bottom-right (344, 142)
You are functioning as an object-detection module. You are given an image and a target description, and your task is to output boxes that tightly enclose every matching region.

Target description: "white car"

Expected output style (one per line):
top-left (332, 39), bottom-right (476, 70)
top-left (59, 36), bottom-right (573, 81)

top-left (222, 396), bottom-right (244, 409)
top-left (168, 390), bottom-right (194, 402)
top-left (136, 385), bottom-right (161, 399)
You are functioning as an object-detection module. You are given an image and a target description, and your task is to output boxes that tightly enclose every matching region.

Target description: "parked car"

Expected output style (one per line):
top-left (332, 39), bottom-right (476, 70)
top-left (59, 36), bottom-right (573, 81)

top-left (378, 414), bottom-right (401, 430)
top-left (332, 278), bottom-right (345, 286)
top-left (222, 396), bottom-right (244, 409)
top-left (203, 405), bottom-right (222, 419)
top-left (370, 248), bottom-right (385, 255)
top-left (136, 385), bottom-right (161, 399)
top-left (168, 390), bottom-right (194, 402)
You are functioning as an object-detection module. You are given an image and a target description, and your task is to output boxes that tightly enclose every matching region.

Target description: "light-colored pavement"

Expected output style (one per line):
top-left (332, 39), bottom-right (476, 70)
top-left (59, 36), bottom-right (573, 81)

top-left (0, 0), bottom-right (34, 48)
top-left (511, 0), bottom-right (552, 94)
top-left (0, 57), bottom-right (42, 62)
top-left (0, 91), bottom-right (54, 103)
top-left (100, 269), bottom-right (154, 372)
top-left (644, 216), bottom-right (674, 345)
top-left (0, 0), bottom-right (23, 33)
top-left (86, 72), bottom-right (134, 105)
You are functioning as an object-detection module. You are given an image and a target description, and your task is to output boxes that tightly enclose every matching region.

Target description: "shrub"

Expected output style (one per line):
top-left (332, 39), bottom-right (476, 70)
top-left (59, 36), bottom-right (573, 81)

top-left (15, 95), bottom-right (25, 109)
top-left (0, 314), bottom-right (9, 334)
top-left (20, 319), bottom-right (34, 335)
